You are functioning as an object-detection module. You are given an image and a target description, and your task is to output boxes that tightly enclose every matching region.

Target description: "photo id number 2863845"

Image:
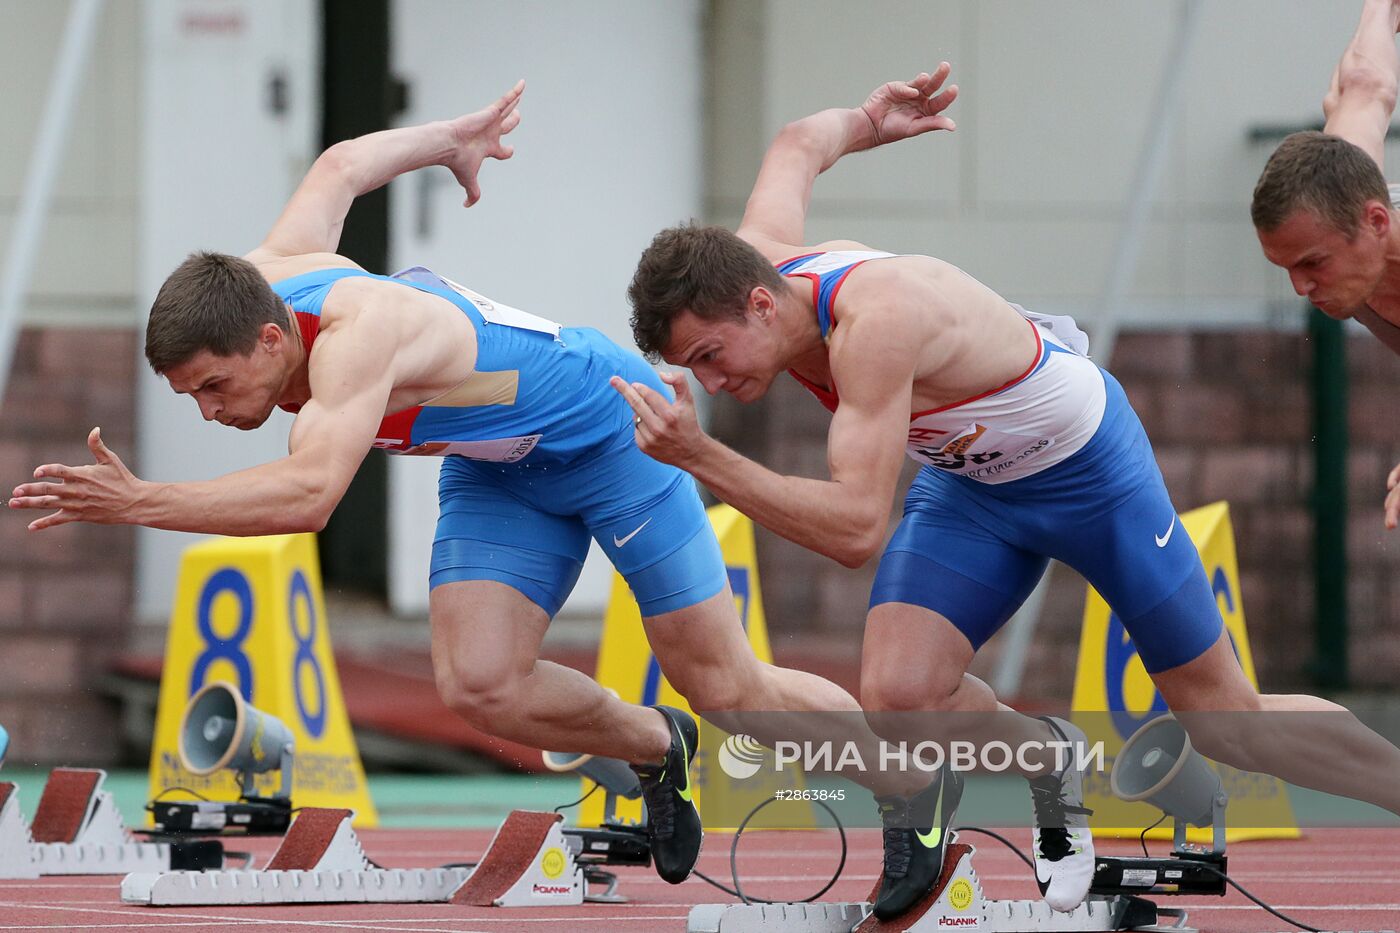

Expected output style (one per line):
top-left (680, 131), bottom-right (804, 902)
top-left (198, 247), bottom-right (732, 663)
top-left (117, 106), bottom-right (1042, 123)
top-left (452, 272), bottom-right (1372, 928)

top-left (773, 789), bottom-right (846, 801)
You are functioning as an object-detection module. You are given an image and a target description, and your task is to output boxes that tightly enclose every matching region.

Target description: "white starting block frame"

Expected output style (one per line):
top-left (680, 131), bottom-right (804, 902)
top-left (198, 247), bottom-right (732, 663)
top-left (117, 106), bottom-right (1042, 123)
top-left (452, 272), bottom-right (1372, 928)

top-left (0, 770), bottom-right (175, 877)
top-left (124, 806), bottom-right (467, 906)
top-left (450, 810), bottom-right (586, 907)
top-left (0, 783), bottom-right (37, 879)
top-left (123, 807), bottom-right (600, 908)
top-left (688, 844), bottom-right (1178, 933)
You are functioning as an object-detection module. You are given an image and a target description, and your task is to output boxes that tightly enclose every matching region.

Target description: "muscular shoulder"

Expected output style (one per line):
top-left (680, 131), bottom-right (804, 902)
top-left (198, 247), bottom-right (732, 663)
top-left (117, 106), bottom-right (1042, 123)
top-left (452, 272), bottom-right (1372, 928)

top-left (245, 249), bottom-right (363, 282)
top-left (812, 238), bottom-right (877, 252)
top-left (318, 273), bottom-right (471, 353)
top-left (741, 232), bottom-right (882, 264)
top-left (832, 256), bottom-right (953, 321)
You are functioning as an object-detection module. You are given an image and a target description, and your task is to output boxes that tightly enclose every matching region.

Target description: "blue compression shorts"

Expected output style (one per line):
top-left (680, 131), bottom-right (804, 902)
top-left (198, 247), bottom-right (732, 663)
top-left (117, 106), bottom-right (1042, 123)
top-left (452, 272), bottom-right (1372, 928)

top-left (429, 361), bottom-right (726, 619)
top-left (869, 369), bottom-right (1222, 674)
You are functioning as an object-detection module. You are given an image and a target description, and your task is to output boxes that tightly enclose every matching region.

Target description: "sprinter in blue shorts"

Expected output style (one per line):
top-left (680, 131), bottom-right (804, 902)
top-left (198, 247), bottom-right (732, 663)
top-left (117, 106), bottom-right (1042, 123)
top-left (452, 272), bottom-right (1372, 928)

top-left (619, 66), bottom-right (1400, 918)
top-left (7, 83), bottom-right (877, 885)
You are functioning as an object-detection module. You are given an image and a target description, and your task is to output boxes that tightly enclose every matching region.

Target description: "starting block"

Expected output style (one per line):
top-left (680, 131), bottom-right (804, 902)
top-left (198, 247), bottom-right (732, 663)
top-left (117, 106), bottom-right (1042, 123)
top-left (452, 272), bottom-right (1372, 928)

top-left (688, 842), bottom-right (1171, 933)
top-left (123, 806), bottom-right (468, 906)
top-left (0, 782), bottom-right (37, 879)
top-left (122, 807), bottom-right (616, 908)
top-left (453, 810), bottom-right (583, 906)
top-left (0, 769), bottom-right (220, 878)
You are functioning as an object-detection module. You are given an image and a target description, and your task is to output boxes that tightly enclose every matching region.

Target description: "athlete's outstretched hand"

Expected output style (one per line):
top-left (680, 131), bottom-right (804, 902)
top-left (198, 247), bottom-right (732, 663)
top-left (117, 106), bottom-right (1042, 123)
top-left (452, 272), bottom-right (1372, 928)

top-left (859, 64), bottom-right (958, 149)
top-left (609, 371), bottom-right (706, 467)
top-left (8, 428), bottom-right (146, 530)
top-left (445, 79), bottom-right (524, 208)
top-left (1386, 460), bottom-right (1400, 530)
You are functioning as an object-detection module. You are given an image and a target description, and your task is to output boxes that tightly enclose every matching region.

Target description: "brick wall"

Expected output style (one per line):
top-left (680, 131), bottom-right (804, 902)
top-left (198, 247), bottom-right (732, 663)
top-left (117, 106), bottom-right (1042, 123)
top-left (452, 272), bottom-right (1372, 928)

top-left (710, 329), bottom-right (1400, 702)
top-left (0, 327), bottom-right (137, 765)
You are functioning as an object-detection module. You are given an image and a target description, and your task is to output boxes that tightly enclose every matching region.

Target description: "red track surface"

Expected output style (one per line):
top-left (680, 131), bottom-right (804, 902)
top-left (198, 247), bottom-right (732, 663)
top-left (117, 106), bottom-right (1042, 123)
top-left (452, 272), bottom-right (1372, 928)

top-left (0, 827), bottom-right (1395, 931)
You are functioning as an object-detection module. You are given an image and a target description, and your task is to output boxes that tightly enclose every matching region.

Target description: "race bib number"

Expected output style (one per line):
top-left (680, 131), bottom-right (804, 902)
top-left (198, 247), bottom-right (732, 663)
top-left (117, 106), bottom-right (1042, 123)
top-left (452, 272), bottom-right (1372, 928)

top-left (909, 423), bottom-right (1054, 480)
top-left (375, 434), bottom-right (542, 462)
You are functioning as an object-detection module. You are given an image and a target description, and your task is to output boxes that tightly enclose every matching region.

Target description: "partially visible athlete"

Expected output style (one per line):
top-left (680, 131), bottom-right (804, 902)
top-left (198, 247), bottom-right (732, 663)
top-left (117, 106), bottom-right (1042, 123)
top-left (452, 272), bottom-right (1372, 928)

top-left (7, 83), bottom-right (874, 885)
top-left (619, 65), bottom-right (1400, 918)
top-left (1252, 0), bottom-right (1400, 528)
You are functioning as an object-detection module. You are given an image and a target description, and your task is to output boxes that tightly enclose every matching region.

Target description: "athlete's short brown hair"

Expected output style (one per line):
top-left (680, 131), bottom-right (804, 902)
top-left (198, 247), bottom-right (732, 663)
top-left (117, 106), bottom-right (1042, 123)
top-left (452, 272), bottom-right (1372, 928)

top-left (1251, 131), bottom-right (1390, 235)
top-left (145, 251), bottom-right (287, 373)
top-left (628, 223), bottom-right (787, 360)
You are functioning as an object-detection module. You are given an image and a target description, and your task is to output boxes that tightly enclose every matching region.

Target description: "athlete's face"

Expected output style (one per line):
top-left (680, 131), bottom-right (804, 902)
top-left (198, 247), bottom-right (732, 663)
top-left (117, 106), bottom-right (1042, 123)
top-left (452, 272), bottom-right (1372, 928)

top-left (1257, 205), bottom-right (1390, 318)
top-left (662, 298), bottom-right (784, 403)
top-left (163, 327), bottom-right (290, 430)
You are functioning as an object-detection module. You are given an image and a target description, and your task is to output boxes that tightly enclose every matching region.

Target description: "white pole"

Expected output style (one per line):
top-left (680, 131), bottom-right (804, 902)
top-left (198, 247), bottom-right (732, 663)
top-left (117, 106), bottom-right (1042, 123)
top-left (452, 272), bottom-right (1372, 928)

top-left (991, 0), bottom-right (1202, 700)
top-left (0, 0), bottom-right (106, 404)
top-left (1092, 0), bottom-right (1204, 362)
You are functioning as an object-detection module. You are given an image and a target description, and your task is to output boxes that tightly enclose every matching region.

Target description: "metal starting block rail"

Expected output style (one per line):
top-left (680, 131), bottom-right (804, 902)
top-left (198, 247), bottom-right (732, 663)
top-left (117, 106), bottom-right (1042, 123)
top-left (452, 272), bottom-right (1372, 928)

top-left (122, 807), bottom-right (619, 908)
top-left (688, 842), bottom-right (1178, 933)
top-left (0, 769), bottom-right (220, 878)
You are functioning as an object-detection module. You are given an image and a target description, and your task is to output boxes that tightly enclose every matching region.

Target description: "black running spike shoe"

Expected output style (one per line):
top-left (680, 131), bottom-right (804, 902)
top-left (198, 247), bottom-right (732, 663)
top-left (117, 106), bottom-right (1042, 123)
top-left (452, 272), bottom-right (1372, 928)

top-left (872, 766), bottom-right (964, 920)
top-left (1030, 716), bottom-right (1096, 912)
top-left (630, 705), bottom-right (702, 884)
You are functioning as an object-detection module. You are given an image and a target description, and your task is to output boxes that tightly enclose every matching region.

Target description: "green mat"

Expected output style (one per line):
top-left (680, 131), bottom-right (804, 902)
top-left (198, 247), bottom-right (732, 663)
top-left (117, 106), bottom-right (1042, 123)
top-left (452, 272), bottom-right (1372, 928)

top-left (2, 766), bottom-right (579, 830)
top-left (2, 766), bottom-right (1394, 831)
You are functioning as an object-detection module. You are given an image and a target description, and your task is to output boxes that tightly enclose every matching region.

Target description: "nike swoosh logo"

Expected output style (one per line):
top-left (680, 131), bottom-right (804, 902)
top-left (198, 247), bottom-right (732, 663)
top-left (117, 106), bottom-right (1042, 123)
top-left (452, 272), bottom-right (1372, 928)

top-left (1154, 516), bottom-right (1176, 548)
top-left (613, 517), bottom-right (652, 548)
top-left (916, 779), bottom-right (944, 849)
top-left (675, 726), bottom-right (693, 803)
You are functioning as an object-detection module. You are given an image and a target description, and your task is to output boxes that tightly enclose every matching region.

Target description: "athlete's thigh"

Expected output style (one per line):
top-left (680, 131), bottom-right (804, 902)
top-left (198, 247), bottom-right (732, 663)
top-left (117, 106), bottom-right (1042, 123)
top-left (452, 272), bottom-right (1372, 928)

top-left (430, 579), bottom-right (552, 688)
top-left (432, 455), bottom-right (592, 619)
top-left (1148, 630), bottom-right (1260, 712)
top-left (869, 467), bottom-right (1048, 655)
top-left (576, 436), bottom-right (728, 618)
top-left (863, 602), bottom-right (978, 703)
top-left (1052, 475), bottom-right (1222, 675)
top-left (641, 583), bottom-right (761, 685)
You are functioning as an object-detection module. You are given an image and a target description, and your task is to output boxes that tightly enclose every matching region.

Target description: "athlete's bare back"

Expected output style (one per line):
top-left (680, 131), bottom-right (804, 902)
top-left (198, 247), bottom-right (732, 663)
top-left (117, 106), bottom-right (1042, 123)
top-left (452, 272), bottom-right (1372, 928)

top-left (247, 248), bottom-right (480, 416)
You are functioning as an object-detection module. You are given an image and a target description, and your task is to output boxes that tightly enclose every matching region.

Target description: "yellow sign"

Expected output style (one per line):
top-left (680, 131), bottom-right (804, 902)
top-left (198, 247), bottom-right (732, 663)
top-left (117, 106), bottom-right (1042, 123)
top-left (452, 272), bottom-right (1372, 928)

top-left (1071, 502), bottom-right (1296, 841)
top-left (584, 505), bottom-right (801, 829)
top-left (147, 534), bottom-right (378, 826)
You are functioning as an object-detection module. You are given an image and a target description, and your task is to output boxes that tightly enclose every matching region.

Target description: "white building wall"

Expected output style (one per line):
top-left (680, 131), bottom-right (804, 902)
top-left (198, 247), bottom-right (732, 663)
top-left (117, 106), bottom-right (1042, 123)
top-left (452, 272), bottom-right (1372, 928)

top-left (385, 0), bottom-right (705, 616)
top-left (711, 0), bottom-right (1384, 325)
top-left (134, 0), bottom-right (317, 621)
top-left (0, 0), bottom-right (140, 324)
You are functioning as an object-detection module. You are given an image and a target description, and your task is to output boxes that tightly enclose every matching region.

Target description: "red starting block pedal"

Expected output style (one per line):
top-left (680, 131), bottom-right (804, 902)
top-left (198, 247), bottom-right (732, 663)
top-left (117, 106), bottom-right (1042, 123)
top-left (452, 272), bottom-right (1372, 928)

top-left (0, 769), bottom-right (219, 878)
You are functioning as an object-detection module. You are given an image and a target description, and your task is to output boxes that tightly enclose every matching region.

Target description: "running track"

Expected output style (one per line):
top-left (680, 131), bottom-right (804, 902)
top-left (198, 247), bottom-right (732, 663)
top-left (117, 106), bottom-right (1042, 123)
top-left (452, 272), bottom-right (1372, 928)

top-left (0, 827), bottom-right (1395, 931)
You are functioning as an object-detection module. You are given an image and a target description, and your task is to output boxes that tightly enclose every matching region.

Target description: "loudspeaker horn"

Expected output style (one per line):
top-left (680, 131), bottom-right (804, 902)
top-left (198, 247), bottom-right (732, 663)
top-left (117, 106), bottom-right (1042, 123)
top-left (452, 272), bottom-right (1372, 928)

top-left (178, 681), bottom-right (295, 799)
top-left (1110, 714), bottom-right (1228, 853)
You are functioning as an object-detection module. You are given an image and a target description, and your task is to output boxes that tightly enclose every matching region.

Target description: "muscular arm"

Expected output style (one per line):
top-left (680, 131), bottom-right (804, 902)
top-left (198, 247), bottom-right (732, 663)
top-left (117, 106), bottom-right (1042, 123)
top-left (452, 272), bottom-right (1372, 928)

top-left (685, 407), bottom-right (909, 568)
top-left (10, 313), bottom-right (399, 535)
top-left (662, 309), bottom-right (920, 568)
top-left (1323, 0), bottom-right (1400, 167)
top-left (738, 108), bottom-right (878, 250)
top-left (738, 67), bottom-right (957, 251)
top-left (254, 81), bottom-right (523, 258)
